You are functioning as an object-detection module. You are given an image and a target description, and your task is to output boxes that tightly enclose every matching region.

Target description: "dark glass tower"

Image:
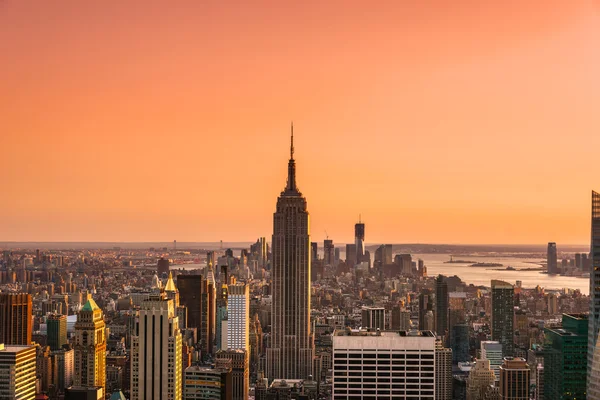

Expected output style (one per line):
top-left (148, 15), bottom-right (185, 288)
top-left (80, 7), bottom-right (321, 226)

top-left (491, 280), bottom-right (514, 357)
top-left (587, 190), bottom-right (600, 398)
top-left (435, 275), bottom-right (449, 338)
top-left (266, 124), bottom-right (313, 380)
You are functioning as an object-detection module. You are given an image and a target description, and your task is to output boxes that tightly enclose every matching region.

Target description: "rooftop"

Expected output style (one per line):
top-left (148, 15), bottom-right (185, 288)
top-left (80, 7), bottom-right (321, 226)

top-left (81, 298), bottom-right (100, 312)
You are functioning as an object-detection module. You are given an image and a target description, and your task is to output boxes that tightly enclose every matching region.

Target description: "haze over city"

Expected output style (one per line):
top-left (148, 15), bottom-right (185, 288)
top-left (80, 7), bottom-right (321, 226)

top-left (2, 1), bottom-right (600, 244)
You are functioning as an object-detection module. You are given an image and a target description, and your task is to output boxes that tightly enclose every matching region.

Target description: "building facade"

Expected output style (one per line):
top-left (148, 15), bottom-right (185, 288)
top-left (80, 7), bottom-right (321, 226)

top-left (0, 293), bottom-right (32, 345)
top-left (216, 349), bottom-right (249, 400)
top-left (491, 280), bottom-right (514, 357)
top-left (226, 284), bottom-right (249, 351)
top-left (183, 365), bottom-right (232, 400)
top-left (266, 126), bottom-right (313, 380)
top-left (499, 357), bottom-right (529, 400)
top-left (589, 190), bottom-right (600, 399)
top-left (332, 330), bottom-right (436, 399)
top-left (361, 306), bottom-right (385, 331)
top-left (74, 299), bottom-right (106, 391)
top-left (547, 242), bottom-right (558, 275)
top-left (544, 313), bottom-right (587, 399)
top-left (0, 343), bottom-right (36, 399)
top-left (130, 294), bottom-right (182, 400)
top-left (47, 313), bottom-right (67, 351)
top-left (435, 339), bottom-right (452, 400)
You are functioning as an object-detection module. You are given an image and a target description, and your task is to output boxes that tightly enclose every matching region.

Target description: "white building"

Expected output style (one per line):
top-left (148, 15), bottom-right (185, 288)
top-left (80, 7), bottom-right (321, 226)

top-left (226, 284), bottom-right (249, 351)
top-left (480, 341), bottom-right (503, 380)
top-left (0, 343), bottom-right (37, 399)
top-left (131, 293), bottom-right (182, 400)
top-left (333, 329), bottom-right (436, 399)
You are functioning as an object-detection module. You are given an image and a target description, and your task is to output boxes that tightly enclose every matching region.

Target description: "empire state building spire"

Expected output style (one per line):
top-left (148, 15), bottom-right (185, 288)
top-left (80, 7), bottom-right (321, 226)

top-left (284, 122), bottom-right (300, 195)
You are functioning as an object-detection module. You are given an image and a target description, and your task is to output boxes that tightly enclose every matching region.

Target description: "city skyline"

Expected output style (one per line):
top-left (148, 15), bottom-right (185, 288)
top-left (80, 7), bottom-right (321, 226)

top-left (2, 2), bottom-right (600, 244)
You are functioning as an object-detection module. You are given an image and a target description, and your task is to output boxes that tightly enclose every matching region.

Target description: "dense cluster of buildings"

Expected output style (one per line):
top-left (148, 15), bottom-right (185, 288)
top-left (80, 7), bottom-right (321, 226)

top-left (0, 133), bottom-right (599, 399)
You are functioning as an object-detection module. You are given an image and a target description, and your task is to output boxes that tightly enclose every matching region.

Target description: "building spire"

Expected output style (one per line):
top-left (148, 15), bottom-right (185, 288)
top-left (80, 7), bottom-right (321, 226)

top-left (284, 122), bottom-right (299, 195)
top-left (290, 121), bottom-right (294, 160)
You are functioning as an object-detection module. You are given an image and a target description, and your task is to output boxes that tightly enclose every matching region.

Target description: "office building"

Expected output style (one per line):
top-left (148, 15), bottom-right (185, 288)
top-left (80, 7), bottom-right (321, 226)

top-left (481, 341), bottom-right (503, 380)
top-left (65, 386), bottom-right (104, 399)
top-left (589, 191), bottom-right (600, 399)
top-left (491, 280), bottom-right (514, 357)
top-left (374, 244), bottom-right (393, 268)
top-left (0, 292), bottom-right (32, 345)
top-left (332, 329), bottom-right (436, 399)
top-left (419, 289), bottom-right (434, 330)
top-left (157, 257), bottom-right (170, 275)
top-left (452, 324), bottom-right (470, 364)
top-left (547, 242), bottom-right (558, 275)
top-left (435, 275), bottom-right (449, 338)
top-left (74, 299), bottom-right (106, 391)
top-left (435, 339), bottom-right (453, 400)
top-left (184, 365), bottom-right (232, 400)
top-left (324, 239), bottom-right (334, 266)
top-left (345, 244), bottom-right (357, 268)
top-left (216, 349), bottom-right (249, 400)
top-left (361, 306), bottom-right (385, 330)
top-left (227, 284), bottom-right (249, 351)
top-left (130, 293), bottom-right (182, 400)
top-left (391, 305), bottom-right (411, 331)
top-left (355, 219), bottom-right (365, 264)
top-left (216, 266), bottom-right (228, 352)
top-left (54, 346), bottom-right (75, 392)
top-left (0, 343), bottom-right (36, 399)
top-left (47, 313), bottom-right (67, 351)
top-left (176, 275), bottom-right (202, 334)
top-left (466, 359), bottom-right (496, 400)
top-left (499, 357), bottom-right (529, 400)
top-left (544, 313), bottom-right (587, 399)
top-left (266, 126), bottom-right (314, 380)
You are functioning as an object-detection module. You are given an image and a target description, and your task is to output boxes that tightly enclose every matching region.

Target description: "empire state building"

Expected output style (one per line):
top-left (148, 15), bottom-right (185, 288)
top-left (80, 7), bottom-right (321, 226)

top-left (266, 124), bottom-right (314, 380)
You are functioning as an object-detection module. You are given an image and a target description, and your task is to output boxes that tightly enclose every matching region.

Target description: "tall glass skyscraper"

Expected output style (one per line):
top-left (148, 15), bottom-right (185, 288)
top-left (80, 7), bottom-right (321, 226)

top-left (587, 190), bottom-right (600, 399)
top-left (266, 125), bottom-right (313, 380)
top-left (491, 280), bottom-right (514, 357)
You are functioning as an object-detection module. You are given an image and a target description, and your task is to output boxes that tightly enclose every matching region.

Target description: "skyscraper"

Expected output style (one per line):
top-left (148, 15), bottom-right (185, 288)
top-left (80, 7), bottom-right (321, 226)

top-left (176, 275), bottom-right (202, 334)
top-left (355, 218), bottom-right (365, 264)
top-left (157, 257), bottom-right (170, 276)
top-left (491, 280), bottom-right (514, 357)
top-left (435, 275), bottom-right (449, 338)
top-left (589, 191), bottom-right (600, 399)
top-left (499, 357), bottom-right (530, 399)
top-left (435, 339), bottom-right (453, 400)
top-left (74, 298), bottom-right (106, 391)
top-left (419, 289), bottom-right (434, 330)
top-left (323, 239), bottom-right (334, 266)
top-left (227, 284), bottom-right (249, 351)
top-left (266, 124), bottom-right (313, 380)
top-left (130, 293), bottom-right (182, 400)
top-left (332, 330), bottom-right (436, 398)
top-left (481, 341), bottom-right (503, 380)
top-left (0, 293), bottom-right (32, 345)
top-left (361, 306), bottom-right (385, 330)
top-left (544, 313), bottom-right (587, 400)
top-left (0, 343), bottom-right (37, 399)
top-left (216, 349), bottom-right (249, 400)
top-left (547, 242), bottom-right (558, 275)
top-left (47, 313), bottom-right (67, 351)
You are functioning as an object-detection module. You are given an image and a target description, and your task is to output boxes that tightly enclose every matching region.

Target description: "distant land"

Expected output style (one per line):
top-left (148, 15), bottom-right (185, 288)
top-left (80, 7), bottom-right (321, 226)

top-left (0, 242), bottom-right (589, 254)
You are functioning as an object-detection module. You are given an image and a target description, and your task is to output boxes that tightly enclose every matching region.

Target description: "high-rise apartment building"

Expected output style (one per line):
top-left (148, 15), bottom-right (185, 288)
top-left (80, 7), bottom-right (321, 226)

top-left (499, 357), bottom-right (529, 400)
top-left (227, 284), bottom-right (249, 351)
top-left (266, 126), bottom-right (313, 380)
top-left (588, 190), bottom-right (600, 399)
top-left (0, 293), bottom-right (32, 345)
top-left (544, 313), bottom-right (588, 399)
top-left (0, 343), bottom-right (37, 399)
top-left (481, 341), bottom-right (503, 380)
top-left (184, 365), bottom-right (232, 400)
top-left (547, 242), bottom-right (558, 275)
top-left (74, 299), bottom-right (106, 391)
top-left (435, 339), bottom-right (453, 400)
top-left (466, 359), bottom-right (496, 400)
top-left (216, 349), bottom-right (249, 400)
top-left (130, 293), bottom-right (182, 400)
top-left (435, 275), bottom-right (449, 338)
top-left (361, 306), bottom-right (385, 330)
top-left (176, 275), bottom-right (202, 334)
top-left (491, 280), bottom-right (514, 357)
top-left (332, 330), bottom-right (436, 399)
top-left (47, 313), bottom-right (67, 351)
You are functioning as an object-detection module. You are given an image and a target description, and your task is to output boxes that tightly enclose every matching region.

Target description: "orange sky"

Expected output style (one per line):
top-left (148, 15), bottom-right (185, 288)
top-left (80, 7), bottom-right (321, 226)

top-left (1, 1), bottom-right (600, 244)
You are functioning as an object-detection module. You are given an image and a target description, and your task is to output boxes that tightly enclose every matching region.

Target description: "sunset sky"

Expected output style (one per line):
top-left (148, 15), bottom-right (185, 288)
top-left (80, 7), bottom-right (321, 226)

top-left (1, 1), bottom-right (600, 244)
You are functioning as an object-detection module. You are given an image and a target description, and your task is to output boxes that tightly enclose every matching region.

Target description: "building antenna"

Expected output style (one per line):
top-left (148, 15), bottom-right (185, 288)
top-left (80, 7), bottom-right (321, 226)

top-left (325, 230), bottom-right (329, 240)
top-left (290, 121), bottom-right (294, 160)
